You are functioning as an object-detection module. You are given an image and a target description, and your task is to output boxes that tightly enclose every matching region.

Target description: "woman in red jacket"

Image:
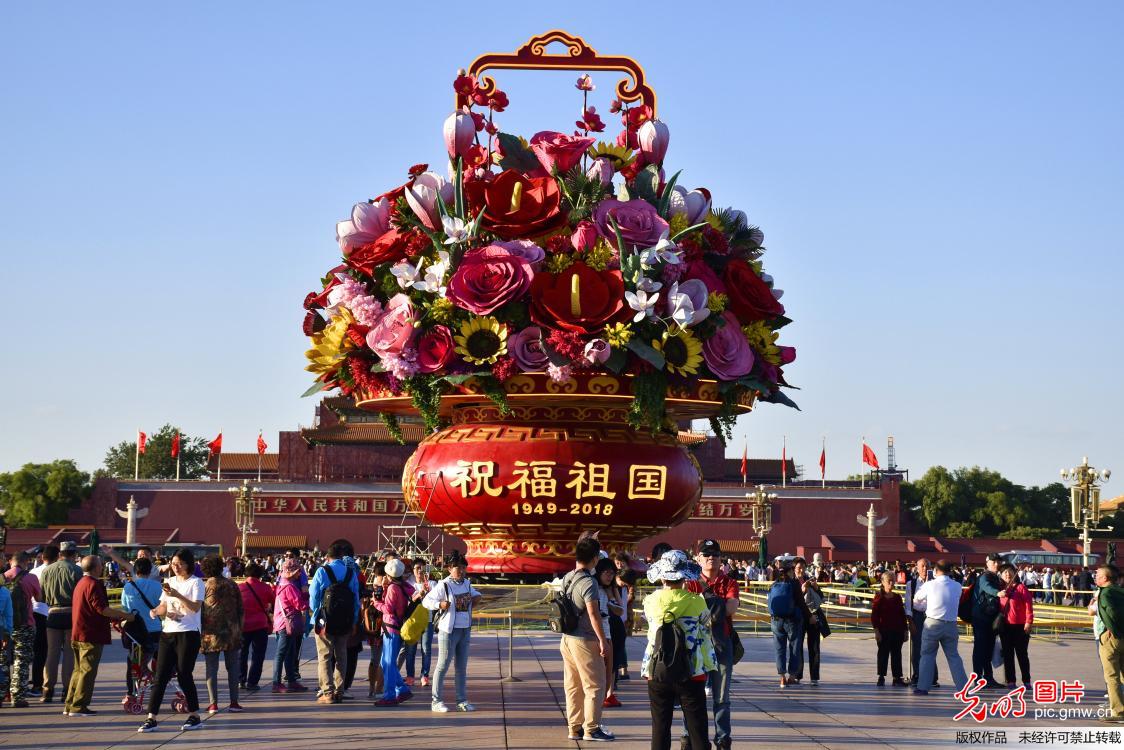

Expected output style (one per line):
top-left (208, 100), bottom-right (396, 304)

top-left (870, 571), bottom-right (909, 686)
top-left (997, 563), bottom-right (1034, 687)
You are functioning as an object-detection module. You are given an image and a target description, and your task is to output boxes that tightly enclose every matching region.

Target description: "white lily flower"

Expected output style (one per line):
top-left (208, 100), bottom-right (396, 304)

top-left (668, 281), bottom-right (710, 328)
top-left (625, 289), bottom-right (659, 322)
top-left (413, 251), bottom-right (450, 295)
top-left (391, 259), bottom-right (423, 289)
top-left (640, 231), bottom-right (681, 267)
top-left (442, 216), bottom-right (469, 245)
top-left (636, 276), bottom-right (663, 294)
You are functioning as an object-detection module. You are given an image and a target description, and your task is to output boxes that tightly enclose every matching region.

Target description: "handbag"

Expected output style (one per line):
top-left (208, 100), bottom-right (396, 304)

top-left (730, 628), bottom-right (745, 664)
top-left (817, 610), bottom-right (832, 638)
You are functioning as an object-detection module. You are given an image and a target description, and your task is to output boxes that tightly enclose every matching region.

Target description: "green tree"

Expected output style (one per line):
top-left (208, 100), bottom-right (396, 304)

top-left (911, 466), bottom-right (962, 531)
top-left (943, 521), bottom-right (981, 538)
top-left (997, 527), bottom-right (1055, 540)
top-left (0, 460), bottom-right (92, 527)
top-left (102, 424), bottom-right (209, 480)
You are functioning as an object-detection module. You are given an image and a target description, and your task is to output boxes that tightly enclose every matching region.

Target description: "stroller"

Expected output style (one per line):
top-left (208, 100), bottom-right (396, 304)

top-left (118, 623), bottom-right (188, 715)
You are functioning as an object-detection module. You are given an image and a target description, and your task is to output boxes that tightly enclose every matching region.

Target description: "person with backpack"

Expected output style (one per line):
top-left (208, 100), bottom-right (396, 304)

top-left (372, 557), bottom-right (415, 707)
top-left (119, 557), bottom-right (163, 700)
top-left (1091, 564), bottom-right (1124, 722)
top-left (4, 551), bottom-right (42, 707)
top-left (912, 559), bottom-right (969, 695)
top-left (308, 539), bottom-right (360, 705)
top-left (643, 549), bottom-right (715, 750)
top-left (768, 564), bottom-right (812, 688)
top-left (39, 541), bottom-right (82, 704)
top-left (423, 550), bottom-right (481, 713)
top-left (793, 556), bottom-right (825, 687)
top-left (238, 562), bottom-right (273, 694)
top-left (971, 553), bottom-right (1006, 689)
top-left (557, 535), bottom-right (614, 742)
top-left (685, 539), bottom-right (739, 749)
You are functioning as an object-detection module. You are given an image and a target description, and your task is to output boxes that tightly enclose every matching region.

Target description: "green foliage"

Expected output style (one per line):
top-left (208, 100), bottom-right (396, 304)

top-left (405, 374), bottom-right (446, 434)
top-left (478, 374), bottom-right (512, 418)
top-left (560, 168), bottom-right (609, 223)
top-left (628, 370), bottom-right (667, 435)
top-left (378, 413), bottom-right (404, 445)
top-left (998, 527), bottom-right (1057, 540)
top-left (0, 460), bottom-right (92, 528)
top-left (495, 133), bottom-right (540, 173)
top-left (710, 207), bottom-right (764, 257)
top-left (102, 424), bottom-right (209, 480)
top-left (943, 521), bottom-right (981, 538)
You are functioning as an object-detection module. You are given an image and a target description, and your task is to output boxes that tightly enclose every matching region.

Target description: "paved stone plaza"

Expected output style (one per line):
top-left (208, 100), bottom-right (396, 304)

top-left (2, 630), bottom-right (1112, 749)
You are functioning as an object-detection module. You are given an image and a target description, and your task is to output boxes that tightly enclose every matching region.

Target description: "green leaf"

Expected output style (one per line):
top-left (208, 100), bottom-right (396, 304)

top-left (608, 215), bottom-right (629, 256)
top-left (772, 315), bottom-right (793, 330)
top-left (657, 170), bottom-right (682, 217)
top-left (496, 133), bottom-right (540, 173)
top-left (454, 156), bottom-right (464, 219)
top-left (604, 348), bottom-right (628, 374)
top-left (634, 164), bottom-right (661, 202)
top-left (670, 221), bottom-right (709, 243)
top-left (435, 372), bottom-right (487, 386)
top-left (627, 338), bottom-right (665, 369)
top-left (301, 380), bottom-right (330, 398)
top-left (761, 390), bottom-right (801, 410)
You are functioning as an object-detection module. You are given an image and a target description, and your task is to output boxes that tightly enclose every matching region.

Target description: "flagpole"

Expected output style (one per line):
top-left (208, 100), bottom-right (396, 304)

top-left (217, 427), bottom-right (222, 482)
top-left (257, 430), bottom-right (263, 483)
top-left (822, 436), bottom-right (826, 489)
top-left (861, 436), bottom-right (865, 489)
top-left (176, 452), bottom-right (180, 482)
top-left (134, 429), bottom-right (140, 480)
top-left (782, 435), bottom-right (787, 488)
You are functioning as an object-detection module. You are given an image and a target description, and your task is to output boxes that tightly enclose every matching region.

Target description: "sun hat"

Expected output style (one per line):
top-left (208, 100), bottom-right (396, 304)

top-left (646, 550), bottom-right (702, 584)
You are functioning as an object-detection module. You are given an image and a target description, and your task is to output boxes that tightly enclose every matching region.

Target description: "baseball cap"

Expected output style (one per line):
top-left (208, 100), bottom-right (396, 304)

top-left (59, 541), bottom-right (77, 552)
top-left (699, 539), bottom-right (722, 556)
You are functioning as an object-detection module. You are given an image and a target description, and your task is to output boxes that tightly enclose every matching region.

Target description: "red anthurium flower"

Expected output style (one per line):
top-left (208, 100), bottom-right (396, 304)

top-left (464, 169), bottom-right (567, 240)
top-left (529, 261), bottom-right (627, 334)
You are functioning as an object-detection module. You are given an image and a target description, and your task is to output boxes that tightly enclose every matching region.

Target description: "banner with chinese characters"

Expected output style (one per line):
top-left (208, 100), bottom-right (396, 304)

top-left (690, 500), bottom-right (759, 520)
top-left (254, 496), bottom-right (405, 515)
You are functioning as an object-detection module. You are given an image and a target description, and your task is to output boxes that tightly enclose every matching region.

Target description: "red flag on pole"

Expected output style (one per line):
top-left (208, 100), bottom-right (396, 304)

top-left (208, 433), bottom-right (223, 456)
top-left (137, 431), bottom-right (147, 455)
top-left (781, 436), bottom-right (787, 487)
top-left (170, 432), bottom-right (180, 458)
top-left (257, 432), bottom-right (268, 455)
top-left (862, 442), bottom-right (880, 469)
top-left (740, 443), bottom-right (747, 483)
top-left (819, 445), bottom-right (826, 479)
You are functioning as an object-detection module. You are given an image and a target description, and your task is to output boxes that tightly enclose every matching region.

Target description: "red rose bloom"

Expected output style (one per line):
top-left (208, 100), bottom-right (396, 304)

top-left (529, 261), bottom-right (627, 334)
top-left (345, 228), bottom-right (411, 276)
top-left (465, 169), bottom-right (567, 240)
top-left (723, 259), bottom-right (785, 322)
top-left (415, 325), bottom-right (455, 374)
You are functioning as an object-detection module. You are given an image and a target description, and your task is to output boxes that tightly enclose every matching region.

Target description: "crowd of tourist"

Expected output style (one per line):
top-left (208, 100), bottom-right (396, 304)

top-left (0, 536), bottom-right (1121, 744)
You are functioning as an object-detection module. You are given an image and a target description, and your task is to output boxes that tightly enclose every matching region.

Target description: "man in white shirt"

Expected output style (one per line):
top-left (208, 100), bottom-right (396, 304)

top-left (912, 559), bottom-right (969, 694)
top-left (905, 558), bottom-right (938, 687)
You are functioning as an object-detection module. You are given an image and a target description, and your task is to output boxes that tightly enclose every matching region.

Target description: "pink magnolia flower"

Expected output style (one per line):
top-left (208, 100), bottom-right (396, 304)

top-left (446, 245), bottom-right (535, 314)
top-left (571, 221), bottom-right (599, 253)
top-left (528, 131), bottom-right (596, 174)
top-left (583, 339), bottom-right (611, 365)
top-left (443, 110), bottom-right (476, 161)
top-left (637, 119), bottom-right (669, 164)
top-left (586, 156), bottom-right (613, 187)
top-left (509, 326), bottom-right (550, 371)
top-left (702, 312), bottom-right (755, 381)
top-left (404, 172), bottom-right (453, 232)
top-left (336, 199), bottom-right (392, 257)
top-left (365, 293), bottom-right (418, 359)
top-left (668, 186), bottom-right (711, 225)
top-left (495, 239), bottom-right (546, 270)
top-left (575, 74), bottom-right (595, 91)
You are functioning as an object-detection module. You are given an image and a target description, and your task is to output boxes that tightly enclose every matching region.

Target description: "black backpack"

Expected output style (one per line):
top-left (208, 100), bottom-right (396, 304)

top-left (649, 616), bottom-right (691, 683)
top-left (5, 571), bottom-right (29, 629)
top-left (321, 566), bottom-right (356, 636)
top-left (548, 571), bottom-right (591, 635)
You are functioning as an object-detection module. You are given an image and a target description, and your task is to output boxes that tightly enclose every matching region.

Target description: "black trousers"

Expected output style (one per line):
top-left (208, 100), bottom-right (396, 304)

top-left (971, 618), bottom-right (997, 683)
top-left (909, 616), bottom-right (937, 684)
top-left (147, 631), bottom-right (201, 715)
top-left (648, 678), bottom-right (709, 750)
top-left (610, 614), bottom-right (627, 669)
top-left (999, 624), bottom-right (1031, 684)
top-left (239, 629), bottom-right (269, 687)
top-left (876, 630), bottom-right (904, 678)
top-left (796, 619), bottom-right (821, 681)
top-left (32, 612), bottom-right (47, 690)
top-left (344, 642), bottom-right (362, 690)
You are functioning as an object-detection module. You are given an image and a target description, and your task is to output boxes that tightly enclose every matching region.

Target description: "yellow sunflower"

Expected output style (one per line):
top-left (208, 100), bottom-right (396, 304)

top-left (455, 316), bottom-right (508, 365)
top-left (305, 308), bottom-right (355, 376)
top-left (652, 327), bottom-right (703, 376)
top-left (588, 141), bottom-right (636, 169)
top-left (742, 320), bottom-right (782, 365)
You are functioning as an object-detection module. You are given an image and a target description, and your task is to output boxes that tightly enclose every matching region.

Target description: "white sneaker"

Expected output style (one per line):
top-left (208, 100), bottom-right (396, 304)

top-left (705, 685), bottom-right (713, 697)
top-left (431, 701), bottom-right (451, 712)
top-left (457, 702), bottom-right (476, 712)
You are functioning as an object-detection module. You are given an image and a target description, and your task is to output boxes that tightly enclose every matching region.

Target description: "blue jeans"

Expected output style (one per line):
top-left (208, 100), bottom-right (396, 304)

top-left (272, 631), bottom-right (299, 685)
top-left (771, 617), bottom-right (804, 676)
top-left (380, 632), bottom-right (408, 701)
top-left (917, 618), bottom-right (969, 691)
top-left (404, 622), bottom-right (434, 679)
top-left (432, 627), bottom-right (471, 705)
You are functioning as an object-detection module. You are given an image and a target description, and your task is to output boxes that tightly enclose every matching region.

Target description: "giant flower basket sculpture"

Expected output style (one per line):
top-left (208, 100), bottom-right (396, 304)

top-left (302, 31), bottom-right (797, 573)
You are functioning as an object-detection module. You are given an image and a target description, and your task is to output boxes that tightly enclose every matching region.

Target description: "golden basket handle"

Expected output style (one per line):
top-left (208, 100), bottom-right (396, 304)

top-left (458, 30), bottom-right (657, 116)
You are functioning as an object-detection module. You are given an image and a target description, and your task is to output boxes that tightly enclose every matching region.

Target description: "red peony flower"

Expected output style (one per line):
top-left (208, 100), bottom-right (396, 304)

top-left (415, 325), bottom-right (456, 374)
top-left (465, 169), bottom-right (567, 240)
top-left (529, 261), bottom-right (628, 334)
top-left (345, 228), bottom-right (412, 275)
top-left (529, 131), bottom-right (596, 174)
top-left (723, 259), bottom-right (785, 322)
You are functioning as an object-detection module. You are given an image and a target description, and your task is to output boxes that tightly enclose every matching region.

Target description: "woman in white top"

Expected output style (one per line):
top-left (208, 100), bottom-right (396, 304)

top-left (138, 548), bottom-right (206, 733)
top-left (422, 551), bottom-right (481, 712)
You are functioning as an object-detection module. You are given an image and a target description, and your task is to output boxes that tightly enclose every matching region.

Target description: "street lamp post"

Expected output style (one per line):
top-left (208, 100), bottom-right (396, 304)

top-left (1060, 457), bottom-right (1112, 568)
top-left (747, 485), bottom-right (778, 566)
top-left (228, 479), bottom-right (262, 558)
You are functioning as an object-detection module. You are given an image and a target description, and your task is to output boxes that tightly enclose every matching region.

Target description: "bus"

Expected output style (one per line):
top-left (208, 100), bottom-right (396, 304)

top-left (999, 550), bottom-right (1098, 568)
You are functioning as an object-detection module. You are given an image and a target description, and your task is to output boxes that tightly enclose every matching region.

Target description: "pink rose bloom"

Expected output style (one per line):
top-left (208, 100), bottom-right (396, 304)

top-left (495, 239), bottom-right (546, 271)
top-left (415, 325), bottom-right (455, 374)
top-left (509, 327), bottom-right (549, 371)
top-left (366, 293), bottom-right (418, 359)
top-left (528, 131), bottom-right (596, 174)
top-left (571, 221), bottom-right (598, 253)
top-left (583, 339), bottom-right (610, 365)
top-left (593, 199), bottom-right (669, 250)
top-left (702, 312), bottom-right (755, 381)
top-left (446, 245), bottom-right (534, 314)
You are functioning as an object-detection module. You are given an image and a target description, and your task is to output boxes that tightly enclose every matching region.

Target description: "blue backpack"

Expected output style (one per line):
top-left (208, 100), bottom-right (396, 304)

top-left (767, 580), bottom-right (795, 618)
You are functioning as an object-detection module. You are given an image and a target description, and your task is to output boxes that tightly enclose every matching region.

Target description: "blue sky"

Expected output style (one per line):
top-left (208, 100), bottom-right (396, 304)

top-left (2, 3), bottom-right (1121, 488)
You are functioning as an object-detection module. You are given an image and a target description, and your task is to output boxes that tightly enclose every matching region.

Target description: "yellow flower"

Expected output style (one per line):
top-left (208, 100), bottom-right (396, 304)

top-left (304, 308), bottom-right (355, 376)
top-left (426, 297), bottom-right (456, 324)
top-left (705, 210), bottom-right (724, 229)
top-left (455, 316), bottom-right (508, 365)
top-left (652, 327), bottom-right (703, 376)
top-left (706, 292), bottom-right (729, 313)
top-left (742, 320), bottom-right (782, 365)
top-left (545, 252), bottom-right (575, 274)
top-left (588, 141), bottom-right (636, 169)
top-left (604, 322), bottom-right (633, 348)
top-left (583, 239), bottom-right (614, 271)
top-left (667, 214), bottom-right (689, 237)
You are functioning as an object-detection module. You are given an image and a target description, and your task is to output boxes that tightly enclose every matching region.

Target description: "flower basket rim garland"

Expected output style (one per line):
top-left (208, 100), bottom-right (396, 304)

top-left (302, 32), bottom-right (797, 443)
